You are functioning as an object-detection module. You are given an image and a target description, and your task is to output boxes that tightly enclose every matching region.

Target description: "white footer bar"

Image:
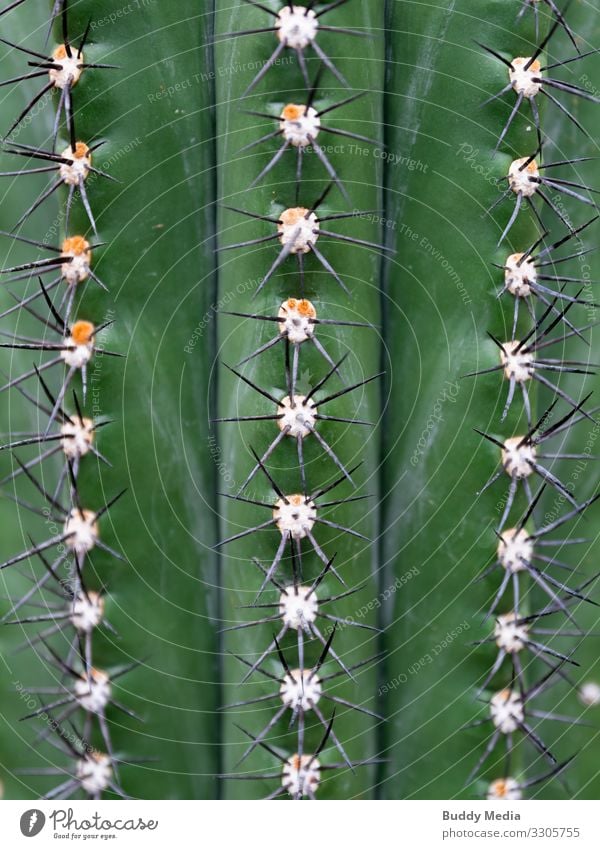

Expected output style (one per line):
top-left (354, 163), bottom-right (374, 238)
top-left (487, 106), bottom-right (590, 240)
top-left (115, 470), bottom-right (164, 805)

top-left (0, 799), bottom-right (597, 848)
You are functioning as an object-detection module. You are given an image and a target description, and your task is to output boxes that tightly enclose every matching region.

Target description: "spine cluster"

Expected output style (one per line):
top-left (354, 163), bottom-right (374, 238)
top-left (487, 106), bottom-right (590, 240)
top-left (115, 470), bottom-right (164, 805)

top-left (0, 0), bottom-right (131, 799)
top-left (471, 2), bottom-right (600, 799)
top-left (217, 1), bottom-right (384, 800)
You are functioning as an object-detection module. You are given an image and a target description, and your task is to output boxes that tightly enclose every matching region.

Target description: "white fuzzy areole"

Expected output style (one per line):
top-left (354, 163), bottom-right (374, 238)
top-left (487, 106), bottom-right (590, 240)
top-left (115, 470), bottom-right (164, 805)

top-left (60, 416), bottom-right (94, 459)
top-left (280, 669), bottom-right (322, 711)
top-left (277, 395), bottom-right (317, 439)
top-left (282, 754), bottom-right (321, 797)
top-left (74, 669), bottom-right (111, 713)
top-left (64, 508), bottom-right (99, 556)
top-left (279, 585), bottom-right (318, 629)
top-left (61, 236), bottom-right (91, 285)
top-left (505, 252), bottom-right (536, 298)
top-left (70, 590), bottom-right (104, 633)
top-left (501, 436), bottom-right (536, 479)
top-left (61, 330), bottom-right (95, 369)
top-left (278, 208), bottom-right (319, 254)
top-left (273, 495), bottom-right (316, 539)
top-left (490, 689), bottom-right (524, 734)
top-left (500, 341), bottom-right (534, 383)
top-left (497, 527), bottom-right (532, 573)
top-left (76, 752), bottom-right (112, 795)
top-left (280, 104), bottom-right (321, 147)
top-left (494, 612), bottom-right (528, 653)
top-left (509, 57), bottom-right (542, 98)
top-left (508, 157), bottom-right (540, 197)
top-left (487, 777), bottom-right (523, 801)
top-left (59, 143), bottom-right (91, 186)
top-left (276, 5), bottom-right (318, 49)
top-left (49, 44), bottom-right (83, 89)
top-left (579, 681), bottom-right (600, 707)
top-left (277, 298), bottom-right (316, 344)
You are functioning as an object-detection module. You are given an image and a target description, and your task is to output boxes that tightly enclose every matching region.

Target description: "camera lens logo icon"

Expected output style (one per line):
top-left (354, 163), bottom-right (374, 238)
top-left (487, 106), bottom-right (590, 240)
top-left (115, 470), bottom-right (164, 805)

top-left (20, 810), bottom-right (46, 837)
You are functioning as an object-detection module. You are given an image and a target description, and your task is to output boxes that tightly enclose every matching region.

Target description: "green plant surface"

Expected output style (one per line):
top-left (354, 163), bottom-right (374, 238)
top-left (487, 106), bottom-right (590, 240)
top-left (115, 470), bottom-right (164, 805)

top-left (0, 0), bottom-right (598, 803)
top-left (214, 0), bottom-right (386, 799)
top-left (0, 0), bottom-right (59, 800)
top-left (0, 0), bottom-right (220, 800)
top-left (379, 0), bottom-right (548, 799)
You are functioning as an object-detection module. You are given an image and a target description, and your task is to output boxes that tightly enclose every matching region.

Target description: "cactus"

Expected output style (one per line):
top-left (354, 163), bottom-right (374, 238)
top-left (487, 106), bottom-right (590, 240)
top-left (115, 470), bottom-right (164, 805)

top-left (0, 0), bottom-right (220, 800)
top-left (380, 0), bottom-right (600, 800)
top-left (0, 0), bottom-right (598, 802)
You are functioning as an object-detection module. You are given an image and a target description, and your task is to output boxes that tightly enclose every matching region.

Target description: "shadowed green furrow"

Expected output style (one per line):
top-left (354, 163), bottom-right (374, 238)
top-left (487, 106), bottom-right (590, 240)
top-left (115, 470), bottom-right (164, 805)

top-left (214, 0), bottom-right (385, 799)
top-left (534, 2), bottom-right (600, 800)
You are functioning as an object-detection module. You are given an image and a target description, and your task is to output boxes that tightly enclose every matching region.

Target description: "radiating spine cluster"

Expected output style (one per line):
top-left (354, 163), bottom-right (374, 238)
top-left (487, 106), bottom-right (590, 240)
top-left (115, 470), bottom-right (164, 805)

top-left (470, 2), bottom-right (599, 799)
top-left (217, 0), bottom-right (384, 800)
top-left (0, 0), bottom-right (132, 799)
